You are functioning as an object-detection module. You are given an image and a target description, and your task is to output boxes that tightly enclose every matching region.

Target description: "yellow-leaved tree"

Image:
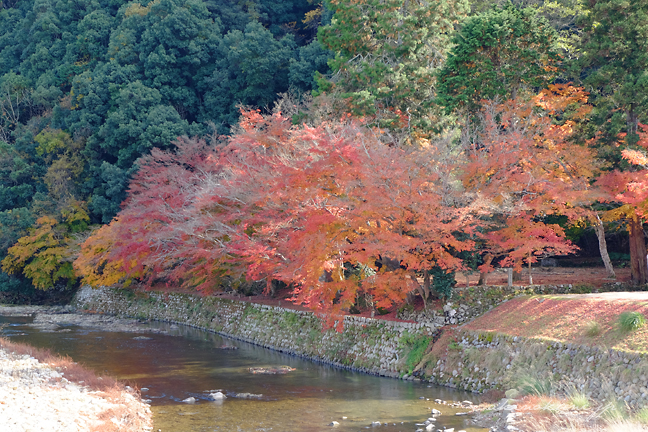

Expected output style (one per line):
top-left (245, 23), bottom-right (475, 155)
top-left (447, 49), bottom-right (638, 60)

top-left (1, 202), bottom-right (89, 290)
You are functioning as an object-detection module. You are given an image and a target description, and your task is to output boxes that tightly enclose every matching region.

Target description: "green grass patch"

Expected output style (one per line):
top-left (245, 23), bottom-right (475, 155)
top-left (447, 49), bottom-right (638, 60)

top-left (568, 390), bottom-right (590, 409)
top-left (517, 374), bottom-right (552, 396)
top-left (618, 311), bottom-right (646, 332)
top-left (399, 332), bottom-right (431, 373)
top-left (602, 400), bottom-right (628, 421)
top-left (539, 400), bottom-right (561, 414)
top-left (634, 407), bottom-right (648, 425)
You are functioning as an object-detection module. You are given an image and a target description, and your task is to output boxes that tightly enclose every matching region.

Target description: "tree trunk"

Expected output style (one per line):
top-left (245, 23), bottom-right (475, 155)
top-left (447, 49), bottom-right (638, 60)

top-left (595, 215), bottom-right (616, 278)
top-left (424, 270), bottom-right (431, 297)
top-left (408, 271), bottom-right (430, 308)
top-left (528, 258), bottom-right (533, 285)
top-left (478, 272), bottom-right (487, 286)
top-left (627, 104), bottom-right (639, 138)
top-left (628, 214), bottom-right (647, 285)
top-left (478, 254), bottom-right (493, 285)
top-left (419, 270), bottom-right (431, 309)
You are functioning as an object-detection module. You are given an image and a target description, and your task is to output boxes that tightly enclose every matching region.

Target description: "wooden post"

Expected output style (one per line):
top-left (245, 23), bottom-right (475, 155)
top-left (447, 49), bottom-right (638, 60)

top-left (629, 214), bottom-right (648, 284)
top-left (507, 268), bottom-right (513, 287)
top-left (528, 259), bottom-right (533, 285)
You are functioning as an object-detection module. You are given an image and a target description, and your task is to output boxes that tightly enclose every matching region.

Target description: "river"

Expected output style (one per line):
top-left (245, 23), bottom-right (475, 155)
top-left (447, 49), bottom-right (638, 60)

top-left (0, 313), bottom-right (488, 432)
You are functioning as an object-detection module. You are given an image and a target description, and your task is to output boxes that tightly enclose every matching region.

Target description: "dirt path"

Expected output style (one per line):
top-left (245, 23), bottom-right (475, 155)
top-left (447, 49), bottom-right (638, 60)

top-left (547, 291), bottom-right (648, 301)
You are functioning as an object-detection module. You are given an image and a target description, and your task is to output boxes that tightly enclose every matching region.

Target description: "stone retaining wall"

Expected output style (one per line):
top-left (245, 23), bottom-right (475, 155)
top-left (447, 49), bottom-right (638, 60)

top-left (73, 286), bottom-right (433, 378)
top-left (425, 329), bottom-right (648, 408)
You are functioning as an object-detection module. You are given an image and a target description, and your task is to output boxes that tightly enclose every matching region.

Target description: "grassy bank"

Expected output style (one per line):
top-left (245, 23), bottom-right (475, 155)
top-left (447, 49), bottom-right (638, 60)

top-left (428, 292), bottom-right (648, 431)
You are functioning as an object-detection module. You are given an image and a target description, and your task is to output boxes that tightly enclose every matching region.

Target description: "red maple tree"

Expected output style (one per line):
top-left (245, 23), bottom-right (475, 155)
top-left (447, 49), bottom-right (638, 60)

top-left (76, 91), bottom-right (599, 320)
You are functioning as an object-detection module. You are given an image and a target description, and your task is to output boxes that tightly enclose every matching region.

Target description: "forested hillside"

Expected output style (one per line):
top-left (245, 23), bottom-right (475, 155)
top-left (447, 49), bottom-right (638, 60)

top-left (2, 0), bottom-right (648, 311)
top-left (0, 0), bottom-right (331, 300)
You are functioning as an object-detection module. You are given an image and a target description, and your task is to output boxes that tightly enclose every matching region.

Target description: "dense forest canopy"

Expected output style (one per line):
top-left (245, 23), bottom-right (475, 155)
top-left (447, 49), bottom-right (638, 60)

top-left (2, 0), bottom-right (648, 312)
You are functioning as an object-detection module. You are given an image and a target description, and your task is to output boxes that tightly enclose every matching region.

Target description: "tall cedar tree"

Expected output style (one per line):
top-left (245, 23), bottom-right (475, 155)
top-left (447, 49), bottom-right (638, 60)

top-left (577, 0), bottom-right (648, 141)
top-left (437, 3), bottom-right (560, 115)
top-left (317, 0), bottom-right (469, 137)
top-left (577, 0), bottom-right (648, 283)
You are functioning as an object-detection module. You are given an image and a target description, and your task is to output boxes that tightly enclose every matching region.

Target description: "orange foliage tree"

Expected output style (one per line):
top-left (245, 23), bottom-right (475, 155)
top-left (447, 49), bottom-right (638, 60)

top-left (458, 85), bottom-right (599, 281)
top-left (76, 91), bottom-right (599, 319)
top-left (76, 112), bottom-right (478, 320)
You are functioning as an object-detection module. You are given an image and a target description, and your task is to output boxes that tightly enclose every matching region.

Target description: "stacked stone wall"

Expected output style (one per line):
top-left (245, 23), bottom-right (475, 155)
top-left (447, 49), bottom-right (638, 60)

top-left (427, 330), bottom-right (648, 408)
top-left (74, 286), bottom-right (432, 378)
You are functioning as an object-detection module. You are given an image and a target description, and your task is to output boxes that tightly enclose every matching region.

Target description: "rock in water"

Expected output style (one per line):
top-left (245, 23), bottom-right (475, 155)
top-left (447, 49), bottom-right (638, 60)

top-left (182, 397), bottom-right (196, 403)
top-left (249, 366), bottom-right (296, 374)
top-left (234, 392), bottom-right (263, 399)
top-left (210, 391), bottom-right (226, 400)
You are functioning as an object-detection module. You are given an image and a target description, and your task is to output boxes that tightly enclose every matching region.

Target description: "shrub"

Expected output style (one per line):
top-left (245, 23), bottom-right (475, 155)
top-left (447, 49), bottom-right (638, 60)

top-left (430, 265), bottom-right (456, 299)
top-left (517, 374), bottom-right (552, 396)
top-left (618, 311), bottom-right (646, 332)
top-left (584, 320), bottom-right (602, 337)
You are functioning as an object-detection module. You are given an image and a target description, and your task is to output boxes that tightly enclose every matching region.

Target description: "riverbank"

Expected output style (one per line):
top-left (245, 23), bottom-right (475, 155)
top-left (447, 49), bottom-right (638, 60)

top-left (425, 293), bottom-right (648, 405)
top-left (72, 285), bottom-right (440, 379)
top-left (70, 285), bottom-right (648, 405)
top-left (72, 285), bottom-right (648, 412)
top-left (0, 335), bottom-right (152, 432)
top-left (6, 283), bottom-right (648, 431)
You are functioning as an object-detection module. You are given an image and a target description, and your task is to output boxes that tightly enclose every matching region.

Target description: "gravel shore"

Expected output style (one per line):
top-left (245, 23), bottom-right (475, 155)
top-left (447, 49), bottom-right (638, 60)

top-left (0, 309), bottom-right (153, 432)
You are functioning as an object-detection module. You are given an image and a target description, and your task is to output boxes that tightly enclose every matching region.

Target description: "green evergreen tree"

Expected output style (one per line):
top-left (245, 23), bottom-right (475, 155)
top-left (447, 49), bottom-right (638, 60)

top-left (577, 0), bottom-right (648, 144)
top-left (199, 21), bottom-right (296, 128)
top-left (317, 0), bottom-right (469, 135)
top-left (437, 3), bottom-right (560, 115)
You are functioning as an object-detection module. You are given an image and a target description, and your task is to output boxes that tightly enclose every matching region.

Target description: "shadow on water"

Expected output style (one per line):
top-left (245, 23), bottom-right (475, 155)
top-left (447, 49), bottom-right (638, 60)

top-left (1, 316), bottom-right (489, 432)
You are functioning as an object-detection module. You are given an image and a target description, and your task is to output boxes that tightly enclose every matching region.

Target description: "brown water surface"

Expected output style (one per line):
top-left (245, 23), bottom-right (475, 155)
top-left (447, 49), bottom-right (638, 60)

top-left (1, 316), bottom-right (488, 432)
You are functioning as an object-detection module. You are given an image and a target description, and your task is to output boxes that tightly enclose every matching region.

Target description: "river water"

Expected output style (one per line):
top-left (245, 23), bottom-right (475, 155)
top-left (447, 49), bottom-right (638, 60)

top-left (1, 314), bottom-right (488, 432)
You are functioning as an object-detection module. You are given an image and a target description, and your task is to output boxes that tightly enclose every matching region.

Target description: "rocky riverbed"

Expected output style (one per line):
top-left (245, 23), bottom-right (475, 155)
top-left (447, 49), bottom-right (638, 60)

top-left (0, 304), bottom-right (171, 333)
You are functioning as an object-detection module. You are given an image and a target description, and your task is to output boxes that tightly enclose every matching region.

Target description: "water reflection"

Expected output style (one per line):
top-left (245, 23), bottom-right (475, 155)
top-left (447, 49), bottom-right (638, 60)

top-left (1, 315), bottom-right (488, 432)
